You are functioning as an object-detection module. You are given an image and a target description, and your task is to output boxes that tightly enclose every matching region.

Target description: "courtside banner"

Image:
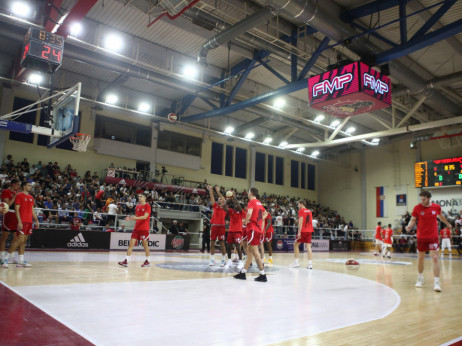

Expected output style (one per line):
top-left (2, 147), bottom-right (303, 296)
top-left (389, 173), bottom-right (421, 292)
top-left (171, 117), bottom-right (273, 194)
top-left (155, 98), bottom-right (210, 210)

top-left (30, 229), bottom-right (110, 250)
top-left (110, 232), bottom-right (166, 251)
top-left (165, 234), bottom-right (190, 251)
top-left (330, 240), bottom-right (351, 251)
top-left (310, 239), bottom-right (330, 252)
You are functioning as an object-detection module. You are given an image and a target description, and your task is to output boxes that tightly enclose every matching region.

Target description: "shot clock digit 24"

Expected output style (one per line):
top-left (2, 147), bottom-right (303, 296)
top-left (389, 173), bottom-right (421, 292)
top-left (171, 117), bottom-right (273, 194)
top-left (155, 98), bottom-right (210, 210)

top-left (21, 27), bottom-right (64, 73)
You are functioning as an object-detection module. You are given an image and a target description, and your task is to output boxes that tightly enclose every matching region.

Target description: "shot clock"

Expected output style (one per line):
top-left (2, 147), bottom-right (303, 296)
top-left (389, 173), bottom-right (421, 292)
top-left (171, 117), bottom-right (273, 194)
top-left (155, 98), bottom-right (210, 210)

top-left (414, 156), bottom-right (462, 188)
top-left (20, 27), bottom-right (64, 72)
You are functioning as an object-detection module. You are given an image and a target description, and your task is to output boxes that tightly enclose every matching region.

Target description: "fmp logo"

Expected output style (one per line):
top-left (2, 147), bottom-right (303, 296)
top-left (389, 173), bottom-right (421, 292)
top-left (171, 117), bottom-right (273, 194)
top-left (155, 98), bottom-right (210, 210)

top-left (363, 73), bottom-right (389, 94)
top-left (312, 73), bottom-right (353, 97)
top-left (171, 236), bottom-right (184, 250)
top-left (68, 233), bottom-right (89, 248)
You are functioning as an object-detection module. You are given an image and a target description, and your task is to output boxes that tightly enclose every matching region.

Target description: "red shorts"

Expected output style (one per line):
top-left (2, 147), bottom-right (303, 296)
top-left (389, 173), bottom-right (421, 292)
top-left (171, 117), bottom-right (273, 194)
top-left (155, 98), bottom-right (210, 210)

top-left (18, 222), bottom-right (33, 236)
top-left (131, 229), bottom-right (150, 241)
top-left (242, 228), bottom-right (247, 241)
top-left (210, 225), bottom-right (226, 241)
top-left (246, 229), bottom-right (262, 246)
top-left (227, 231), bottom-right (242, 244)
top-left (2, 213), bottom-right (18, 232)
top-left (417, 238), bottom-right (439, 252)
top-left (296, 232), bottom-right (312, 244)
top-left (265, 232), bottom-right (273, 243)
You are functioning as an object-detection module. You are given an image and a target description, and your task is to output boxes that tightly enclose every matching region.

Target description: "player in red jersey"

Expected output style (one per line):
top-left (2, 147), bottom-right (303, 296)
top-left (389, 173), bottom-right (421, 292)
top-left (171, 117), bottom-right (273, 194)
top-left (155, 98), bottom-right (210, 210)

top-left (374, 222), bottom-right (383, 255)
top-left (2, 182), bottom-right (39, 268)
top-left (439, 226), bottom-right (453, 259)
top-left (234, 187), bottom-right (267, 282)
top-left (224, 192), bottom-right (245, 269)
top-left (262, 212), bottom-right (274, 264)
top-left (118, 193), bottom-right (152, 267)
top-left (406, 190), bottom-right (452, 292)
top-left (0, 179), bottom-right (20, 265)
top-left (381, 224), bottom-right (393, 259)
top-left (289, 200), bottom-right (314, 269)
top-left (207, 186), bottom-right (228, 267)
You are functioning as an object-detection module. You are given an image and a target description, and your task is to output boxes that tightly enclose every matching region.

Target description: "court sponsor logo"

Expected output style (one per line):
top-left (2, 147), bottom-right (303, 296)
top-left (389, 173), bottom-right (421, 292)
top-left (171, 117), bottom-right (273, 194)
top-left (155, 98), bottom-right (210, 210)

top-left (67, 232), bottom-right (89, 248)
top-left (171, 236), bottom-right (185, 250)
top-left (323, 258), bottom-right (412, 266)
top-left (276, 240), bottom-right (284, 250)
top-left (156, 262), bottom-right (279, 273)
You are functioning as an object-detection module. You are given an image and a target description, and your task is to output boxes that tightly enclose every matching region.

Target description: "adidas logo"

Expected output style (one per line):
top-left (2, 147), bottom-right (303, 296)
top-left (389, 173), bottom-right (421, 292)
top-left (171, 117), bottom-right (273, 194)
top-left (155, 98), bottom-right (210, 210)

top-left (119, 179), bottom-right (127, 185)
top-left (67, 232), bottom-right (89, 248)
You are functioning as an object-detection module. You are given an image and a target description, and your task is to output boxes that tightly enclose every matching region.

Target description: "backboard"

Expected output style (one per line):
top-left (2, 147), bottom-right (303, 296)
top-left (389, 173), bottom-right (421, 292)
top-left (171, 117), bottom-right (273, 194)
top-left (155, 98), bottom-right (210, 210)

top-left (47, 82), bottom-right (81, 148)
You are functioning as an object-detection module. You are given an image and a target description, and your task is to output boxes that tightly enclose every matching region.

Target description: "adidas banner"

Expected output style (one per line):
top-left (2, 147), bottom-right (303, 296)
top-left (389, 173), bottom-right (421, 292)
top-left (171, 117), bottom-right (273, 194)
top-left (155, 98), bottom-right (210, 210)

top-left (30, 230), bottom-right (111, 250)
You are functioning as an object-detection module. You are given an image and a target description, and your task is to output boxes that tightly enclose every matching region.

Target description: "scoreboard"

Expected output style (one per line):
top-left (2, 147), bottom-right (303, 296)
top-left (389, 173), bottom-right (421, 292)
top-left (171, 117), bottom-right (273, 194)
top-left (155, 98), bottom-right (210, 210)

top-left (21, 28), bottom-right (64, 72)
top-left (414, 156), bottom-right (462, 188)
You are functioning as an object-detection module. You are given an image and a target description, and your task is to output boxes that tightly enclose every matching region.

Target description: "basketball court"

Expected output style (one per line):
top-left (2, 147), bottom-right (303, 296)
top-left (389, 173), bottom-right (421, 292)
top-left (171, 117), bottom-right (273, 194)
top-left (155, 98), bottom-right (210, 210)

top-left (1, 251), bottom-right (462, 345)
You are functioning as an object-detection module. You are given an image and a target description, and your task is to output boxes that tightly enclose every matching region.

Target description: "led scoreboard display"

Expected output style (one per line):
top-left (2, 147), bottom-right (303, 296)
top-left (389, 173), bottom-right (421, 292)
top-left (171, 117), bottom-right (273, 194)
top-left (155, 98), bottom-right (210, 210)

top-left (21, 28), bottom-right (64, 72)
top-left (414, 156), bottom-right (462, 188)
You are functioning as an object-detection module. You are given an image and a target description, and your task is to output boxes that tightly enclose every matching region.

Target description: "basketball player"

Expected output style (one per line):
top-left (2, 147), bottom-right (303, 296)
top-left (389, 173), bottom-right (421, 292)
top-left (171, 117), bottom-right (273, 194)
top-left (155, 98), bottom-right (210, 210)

top-left (224, 193), bottom-right (245, 269)
top-left (263, 212), bottom-right (274, 264)
top-left (0, 179), bottom-right (20, 265)
top-left (238, 206), bottom-right (248, 270)
top-left (118, 193), bottom-right (151, 267)
top-left (406, 190), bottom-right (452, 292)
top-left (289, 200), bottom-right (314, 269)
top-left (208, 185), bottom-right (228, 267)
top-left (381, 224), bottom-right (393, 259)
top-left (439, 226), bottom-right (453, 259)
top-left (2, 182), bottom-right (39, 268)
top-left (234, 187), bottom-right (267, 282)
top-left (374, 222), bottom-right (383, 255)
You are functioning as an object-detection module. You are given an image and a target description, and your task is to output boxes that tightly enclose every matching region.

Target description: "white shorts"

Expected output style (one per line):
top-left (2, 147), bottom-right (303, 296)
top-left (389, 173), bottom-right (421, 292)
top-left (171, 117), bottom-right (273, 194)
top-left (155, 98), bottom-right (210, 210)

top-left (382, 243), bottom-right (392, 248)
top-left (441, 238), bottom-right (451, 250)
top-left (375, 239), bottom-right (382, 245)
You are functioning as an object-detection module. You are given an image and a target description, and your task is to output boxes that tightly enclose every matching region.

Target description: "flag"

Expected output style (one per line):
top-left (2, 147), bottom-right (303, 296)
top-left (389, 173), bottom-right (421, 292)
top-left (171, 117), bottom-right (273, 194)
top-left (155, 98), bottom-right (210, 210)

top-left (376, 186), bottom-right (387, 217)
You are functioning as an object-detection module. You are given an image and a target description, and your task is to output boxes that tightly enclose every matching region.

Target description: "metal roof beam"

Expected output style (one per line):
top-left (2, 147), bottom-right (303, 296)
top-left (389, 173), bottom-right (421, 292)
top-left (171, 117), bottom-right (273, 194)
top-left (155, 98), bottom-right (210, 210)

top-left (298, 36), bottom-right (329, 81)
top-left (410, 0), bottom-right (457, 42)
top-left (341, 0), bottom-right (413, 22)
top-left (256, 57), bottom-right (290, 84)
top-left (399, 0), bottom-right (407, 44)
top-left (226, 58), bottom-right (257, 106)
top-left (375, 18), bottom-right (462, 65)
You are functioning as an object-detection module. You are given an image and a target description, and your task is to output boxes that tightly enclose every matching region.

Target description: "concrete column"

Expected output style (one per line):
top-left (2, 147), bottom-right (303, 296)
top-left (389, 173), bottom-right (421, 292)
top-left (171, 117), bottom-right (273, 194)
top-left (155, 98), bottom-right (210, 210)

top-left (249, 145), bottom-right (256, 189)
top-left (360, 149), bottom-right (367, 229)
top-left (0, 87), bottom-right (14, 160)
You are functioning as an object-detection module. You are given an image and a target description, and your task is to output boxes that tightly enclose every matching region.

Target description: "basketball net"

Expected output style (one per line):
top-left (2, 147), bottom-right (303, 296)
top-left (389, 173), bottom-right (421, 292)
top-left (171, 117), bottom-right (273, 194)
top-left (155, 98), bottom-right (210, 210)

top-left (70, 133), bottom-right (91, 152)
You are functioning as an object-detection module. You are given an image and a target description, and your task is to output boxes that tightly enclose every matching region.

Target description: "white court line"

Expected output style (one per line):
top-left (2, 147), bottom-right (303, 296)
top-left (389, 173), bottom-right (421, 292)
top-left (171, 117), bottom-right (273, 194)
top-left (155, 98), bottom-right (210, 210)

top-left (0, 280), bottom-right (100, 346)
top-left (440, 336), bottom-right (462, 346)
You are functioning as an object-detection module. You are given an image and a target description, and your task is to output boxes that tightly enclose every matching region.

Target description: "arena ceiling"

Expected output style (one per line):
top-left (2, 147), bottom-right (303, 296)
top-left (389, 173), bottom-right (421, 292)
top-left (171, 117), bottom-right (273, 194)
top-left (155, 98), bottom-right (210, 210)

top-left (0, 0), bottom-right (461, 160)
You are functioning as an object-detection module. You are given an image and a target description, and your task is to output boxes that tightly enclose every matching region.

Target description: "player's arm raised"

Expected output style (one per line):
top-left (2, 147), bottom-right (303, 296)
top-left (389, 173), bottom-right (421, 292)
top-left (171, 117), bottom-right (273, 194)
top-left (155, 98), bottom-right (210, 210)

top-left (215, 186), bottom-right (228, 212)
top-left (406, 216), bottom-right (417, 232)
top-left (208, 185), bottom-right (216, 206)
top-left (232, 196), bottom-right (242, 212)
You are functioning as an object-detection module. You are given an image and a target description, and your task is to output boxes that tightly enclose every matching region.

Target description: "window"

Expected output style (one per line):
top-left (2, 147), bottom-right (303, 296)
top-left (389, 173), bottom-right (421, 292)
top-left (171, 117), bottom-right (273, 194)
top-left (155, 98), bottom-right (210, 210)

top-left (211, 142), bottom-right (223, 175)
top-left (308, 164), bottom-right (316, 190)
top-left (9, 97), bottom-right (36, 144)
top-left (275, 157), bottom-right (284, 185)
top-left (95, 115), bottom-right (152, 147)
top-left (225, 145), bottom-right (233, 177)
top-left (301, 162), bottom-right (306, 189)
top-left (157, 130), bottom-right (202, 156)
top-left (255, 152), bottom-right (265, 182)
top-left (235, 147), bottom-right (247, 179)
top-left (267, 155), bottom-right (274, 184)
top-left (291, 160), bottom-right (299, 188)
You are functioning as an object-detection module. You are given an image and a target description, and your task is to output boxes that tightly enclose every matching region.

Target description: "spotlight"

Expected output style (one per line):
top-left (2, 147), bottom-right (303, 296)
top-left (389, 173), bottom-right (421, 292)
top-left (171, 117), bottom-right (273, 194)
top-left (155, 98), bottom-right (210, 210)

top-left (311, 150), bottom-right (320, 157)
top-left (138, 102), bottom-right (150, 112)
top-left (263, 137), bottom-right (272, 144)
top-left (314, 114), bottom-right (325, 122)
top-left (105, 94), bottom-right (118, 105)
top-left (279, 141), bottom-right (288, 148)
top-left (224, 126), bottom-right (234, 135)
top-left (69, 22), bottom-right (83, 36)
top-left (183, 65), bottom-right (199, 79)
top-left (11, 1), bottom-right (33, 18)
top-left (371, 138), bottom-right (380, 144)
top-left (346, 126), bottom-right (356, 134)
top-left (330, 120), bottom-right (340, 128)
top-left (296, 147), bottom-right (305, 153)
top-left (245, 132), bottom-right (255, 140)
top-left (273, 98), bottom-right (286, 109)
top-left (28, 73), bottom-right (43, 85)
top-left (104, 34), bottom-right (124, 52)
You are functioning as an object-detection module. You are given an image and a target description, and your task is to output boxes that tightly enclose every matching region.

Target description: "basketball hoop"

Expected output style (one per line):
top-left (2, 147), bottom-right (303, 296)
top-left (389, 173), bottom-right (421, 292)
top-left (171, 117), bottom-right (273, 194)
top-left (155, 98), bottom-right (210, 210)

top-left (70, 133), bottom-right (91, 152)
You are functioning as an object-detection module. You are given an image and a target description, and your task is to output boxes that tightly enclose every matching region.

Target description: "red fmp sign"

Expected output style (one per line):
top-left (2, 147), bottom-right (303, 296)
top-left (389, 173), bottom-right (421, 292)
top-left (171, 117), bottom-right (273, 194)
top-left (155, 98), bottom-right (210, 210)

top-left (308, 62), bottom-right (391, 117)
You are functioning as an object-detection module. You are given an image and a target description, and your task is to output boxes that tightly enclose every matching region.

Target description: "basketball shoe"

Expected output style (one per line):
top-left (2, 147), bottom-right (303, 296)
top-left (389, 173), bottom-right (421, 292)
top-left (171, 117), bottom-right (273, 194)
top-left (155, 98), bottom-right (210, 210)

top-left (289, 261), bottom-right (300, 268)
top-left (267, 258), bottom-right (273, 264)
top-left (224, 259), bottom-right (232, 269)
top-left (1, 259), bottom-right (8, 268)
top-left (233, 272), bottom-right (246, 280)
top-left (220, 259), bottom-right (225, 267)
top-left (237, 260), bottom-right (244, 270)
top-left (118, 259), bottom-right (128, 267)
top-left (17, 261), bottom-right (32, 268)
top-left (141, 260), bottom-right (150, 267)
top-left (415, 277), bottom-right (424, 288)
top-left (208, 259), bottom-right (215, 266)
top-left (307, 264), bottom-right (313, 270)
top-left (254, 274), bottom-right (267, 282)
top-left (433, 282), bottom-right (441, 292)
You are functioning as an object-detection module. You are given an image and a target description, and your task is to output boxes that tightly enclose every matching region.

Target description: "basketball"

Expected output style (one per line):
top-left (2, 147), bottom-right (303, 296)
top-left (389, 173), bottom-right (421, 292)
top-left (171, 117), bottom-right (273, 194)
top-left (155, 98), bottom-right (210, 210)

top-left (226, 191), bottom-right (233, 198)
top-left (345, 258), bottom-right (360, 270)
top-left (0, 202), bottom-right (9, 214)
top-left (168, 113), bottom-right (177, 122)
